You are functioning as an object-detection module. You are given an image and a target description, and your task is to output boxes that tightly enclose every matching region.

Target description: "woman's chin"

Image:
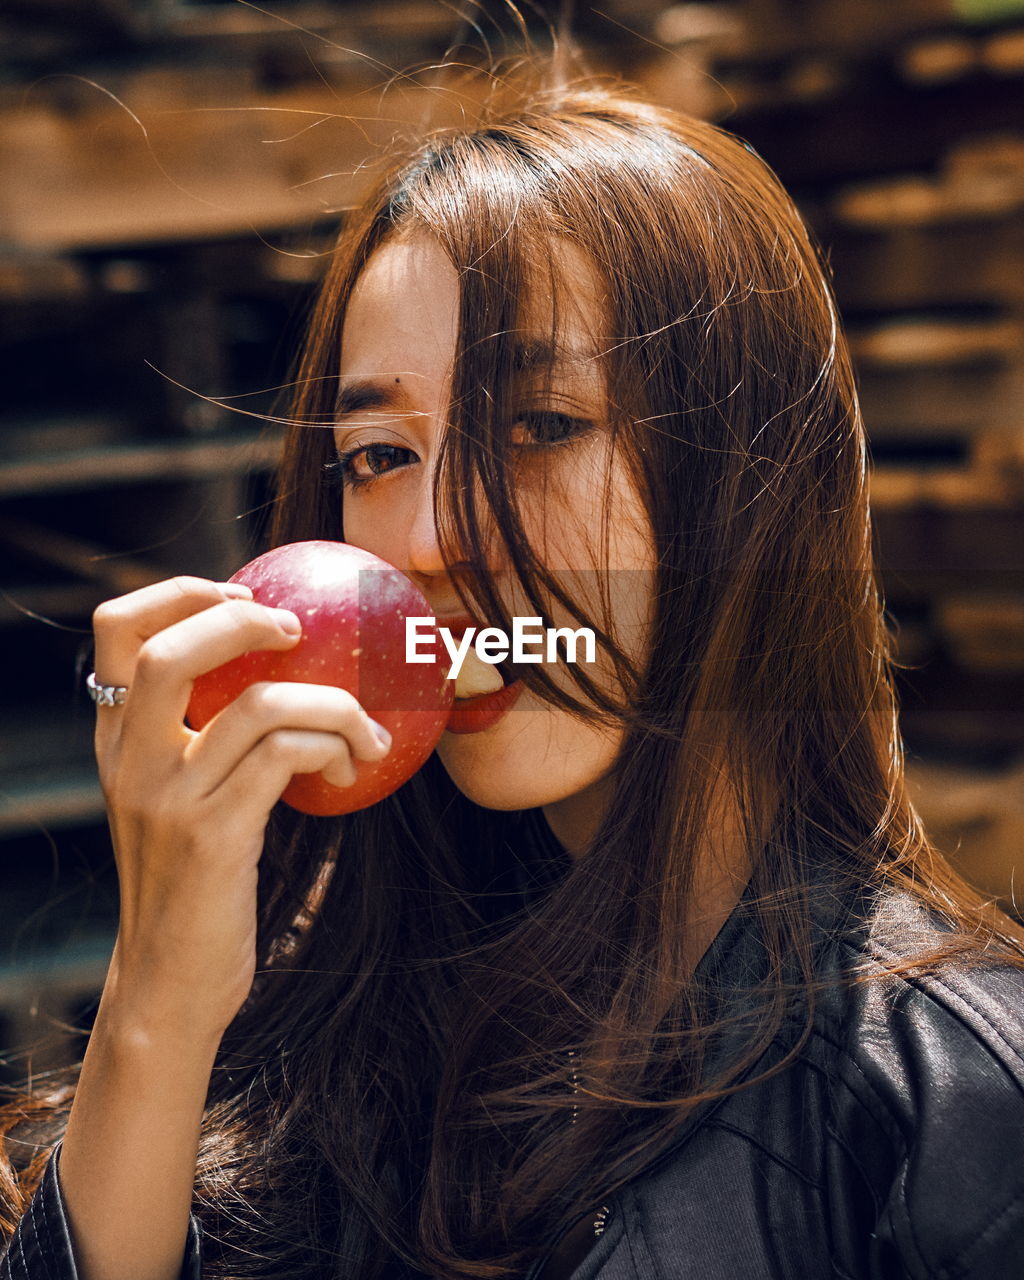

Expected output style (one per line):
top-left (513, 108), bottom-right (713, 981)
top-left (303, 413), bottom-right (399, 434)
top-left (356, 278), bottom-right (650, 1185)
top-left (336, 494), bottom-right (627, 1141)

top-left (436, 717), bottom-right (550, 810)
top-left (434, 702), bottom-right (620, 817)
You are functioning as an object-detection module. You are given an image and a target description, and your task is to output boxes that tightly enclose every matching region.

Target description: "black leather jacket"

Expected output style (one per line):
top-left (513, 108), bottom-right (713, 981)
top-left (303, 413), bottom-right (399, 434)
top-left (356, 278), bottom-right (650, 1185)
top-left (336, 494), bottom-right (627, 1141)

top-left (4, 870), bottom-right (1024, 1280)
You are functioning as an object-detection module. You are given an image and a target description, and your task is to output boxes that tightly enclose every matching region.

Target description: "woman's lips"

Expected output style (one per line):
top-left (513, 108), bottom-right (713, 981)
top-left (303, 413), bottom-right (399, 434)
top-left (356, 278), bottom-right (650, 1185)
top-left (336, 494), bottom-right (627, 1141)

top-left (445, 678), bottom-right (525, 734)
top-left (432, 612), bottom-right (525, 733)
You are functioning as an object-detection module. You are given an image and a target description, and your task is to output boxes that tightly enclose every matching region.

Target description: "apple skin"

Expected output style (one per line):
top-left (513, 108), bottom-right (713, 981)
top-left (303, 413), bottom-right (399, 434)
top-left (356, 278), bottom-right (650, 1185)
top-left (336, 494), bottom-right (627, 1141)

top-left (186, 540), bottom-right (453, 816)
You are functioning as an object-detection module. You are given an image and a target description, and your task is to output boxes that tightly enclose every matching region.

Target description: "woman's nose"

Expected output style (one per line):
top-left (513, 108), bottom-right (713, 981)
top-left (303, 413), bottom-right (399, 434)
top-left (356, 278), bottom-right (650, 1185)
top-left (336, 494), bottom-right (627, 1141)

top-left (406, 467), bottom-right (448, 577)
top-left (403, 447), bottom-right (505, 590)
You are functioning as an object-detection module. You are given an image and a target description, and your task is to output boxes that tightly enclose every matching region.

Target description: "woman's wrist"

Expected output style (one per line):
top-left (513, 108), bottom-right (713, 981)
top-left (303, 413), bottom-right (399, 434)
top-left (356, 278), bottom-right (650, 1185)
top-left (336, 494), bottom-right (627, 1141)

top-left (59, 1003), bottom-right (218, 1280)
top-left (96, 935), bottom-right (247, 1049)
top-left (93, 967), bottom-right (234, 1060)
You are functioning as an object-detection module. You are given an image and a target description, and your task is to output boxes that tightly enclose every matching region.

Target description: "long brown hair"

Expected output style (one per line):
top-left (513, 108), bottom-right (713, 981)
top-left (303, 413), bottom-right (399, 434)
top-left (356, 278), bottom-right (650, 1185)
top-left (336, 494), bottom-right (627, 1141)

top-left (4, 78), bottom-right (1023, 1279)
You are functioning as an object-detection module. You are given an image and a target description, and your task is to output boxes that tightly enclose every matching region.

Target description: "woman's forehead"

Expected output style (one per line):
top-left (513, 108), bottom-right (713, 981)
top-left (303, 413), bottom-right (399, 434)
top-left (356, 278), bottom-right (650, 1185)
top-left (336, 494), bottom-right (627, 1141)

top-left (517, 238), bottom-right (611, 356)
top-left (339, 235), bottom-right (457, 390)
top-left (343, 230), bottom-right (609, 372)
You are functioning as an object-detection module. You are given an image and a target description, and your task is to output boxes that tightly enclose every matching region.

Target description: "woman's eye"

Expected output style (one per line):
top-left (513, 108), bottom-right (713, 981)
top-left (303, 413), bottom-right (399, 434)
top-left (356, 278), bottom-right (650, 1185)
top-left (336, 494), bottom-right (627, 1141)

top-left (510, 412), bottom-right (592, 447)
top-left (325, 442), bottom-right (416, 491)
top-left (324, 414), bottom-right (591, 493)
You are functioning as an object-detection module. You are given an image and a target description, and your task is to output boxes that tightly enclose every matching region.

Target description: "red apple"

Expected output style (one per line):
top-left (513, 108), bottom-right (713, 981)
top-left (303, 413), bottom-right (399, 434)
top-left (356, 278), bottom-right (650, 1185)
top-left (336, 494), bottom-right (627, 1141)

top-left (186, 540), bottom-right (453, 816)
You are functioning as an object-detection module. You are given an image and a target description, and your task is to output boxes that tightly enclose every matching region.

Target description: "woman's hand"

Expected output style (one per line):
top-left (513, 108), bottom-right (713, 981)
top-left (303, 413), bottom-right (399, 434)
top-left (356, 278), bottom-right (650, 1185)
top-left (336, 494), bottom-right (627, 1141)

top-left (91, 575), bottom-right (391, 1040)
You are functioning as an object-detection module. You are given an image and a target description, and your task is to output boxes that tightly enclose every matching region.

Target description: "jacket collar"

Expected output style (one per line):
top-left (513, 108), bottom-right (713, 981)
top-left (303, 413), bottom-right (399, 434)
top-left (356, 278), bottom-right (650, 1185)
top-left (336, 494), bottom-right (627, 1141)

top-left (609, 855), bottom-right (874, 1189)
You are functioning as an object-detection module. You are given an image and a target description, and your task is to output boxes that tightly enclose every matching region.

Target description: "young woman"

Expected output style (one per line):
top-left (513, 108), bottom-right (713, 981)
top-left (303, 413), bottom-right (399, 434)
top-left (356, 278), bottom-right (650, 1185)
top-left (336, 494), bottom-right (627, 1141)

top-left (3, 83), bottom-right (1024, 1280)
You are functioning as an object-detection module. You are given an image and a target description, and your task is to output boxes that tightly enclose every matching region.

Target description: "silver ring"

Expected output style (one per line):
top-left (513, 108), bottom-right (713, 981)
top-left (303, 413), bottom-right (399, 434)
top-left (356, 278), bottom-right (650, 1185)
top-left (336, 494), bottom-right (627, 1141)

top-left (87, 671), bottom-right (129, 707)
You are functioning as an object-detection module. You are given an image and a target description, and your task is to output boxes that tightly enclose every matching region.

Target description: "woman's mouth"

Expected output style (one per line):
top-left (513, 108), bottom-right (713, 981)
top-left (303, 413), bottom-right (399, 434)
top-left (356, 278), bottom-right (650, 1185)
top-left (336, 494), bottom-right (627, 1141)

top-left (445, 677), bottom-right (525, 734)
top-left (436, 616), bottom-right (525, 734)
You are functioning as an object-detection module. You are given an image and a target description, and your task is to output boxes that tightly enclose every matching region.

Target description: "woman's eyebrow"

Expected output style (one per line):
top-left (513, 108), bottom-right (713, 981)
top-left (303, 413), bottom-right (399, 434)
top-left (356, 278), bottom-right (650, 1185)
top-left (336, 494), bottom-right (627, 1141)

top-left (513, 336), bottom-right (602, 373)
top-left (334, 377), bottom-right (412, 418)
top-left (334, 348), bottom-right (600, 420)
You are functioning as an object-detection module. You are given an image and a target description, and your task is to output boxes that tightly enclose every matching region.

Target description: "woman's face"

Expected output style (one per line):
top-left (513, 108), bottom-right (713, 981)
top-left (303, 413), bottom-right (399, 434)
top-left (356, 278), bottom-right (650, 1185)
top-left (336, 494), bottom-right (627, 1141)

top-left (334, 231), bottom-right (655, 855)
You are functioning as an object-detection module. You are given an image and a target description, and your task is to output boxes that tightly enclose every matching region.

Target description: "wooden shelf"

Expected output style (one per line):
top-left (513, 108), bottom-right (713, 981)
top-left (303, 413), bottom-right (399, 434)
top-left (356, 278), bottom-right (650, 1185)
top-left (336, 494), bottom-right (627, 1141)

top-left (0, 935), bottom-right (114, 1003)
top-left (832, 217), bottom-right (1024, 311)
top-left (0, 932), bottom-right (115, 1081)
top-left (723, 70), bottom-right (1024, 188)
top-left (0, 581), bottom-right (108, 627)
top-left (0, 765), bottom-right (106, 838)
top-left (0, 429), bottom-right (283, 498)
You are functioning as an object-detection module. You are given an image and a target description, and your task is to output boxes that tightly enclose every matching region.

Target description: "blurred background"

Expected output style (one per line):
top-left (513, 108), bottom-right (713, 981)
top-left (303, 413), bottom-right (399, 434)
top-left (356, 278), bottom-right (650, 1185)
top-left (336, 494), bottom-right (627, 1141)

top-left (1, 0), bottom-right (1023, 1082)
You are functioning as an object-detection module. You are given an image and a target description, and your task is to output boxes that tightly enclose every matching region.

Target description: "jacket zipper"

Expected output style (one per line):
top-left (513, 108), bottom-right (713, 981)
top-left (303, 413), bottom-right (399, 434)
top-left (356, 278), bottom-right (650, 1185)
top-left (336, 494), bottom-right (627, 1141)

top-left (524, 1051), bottom-right (614, 1279)
top-left (524, 1202), bottom-right (615, 1280)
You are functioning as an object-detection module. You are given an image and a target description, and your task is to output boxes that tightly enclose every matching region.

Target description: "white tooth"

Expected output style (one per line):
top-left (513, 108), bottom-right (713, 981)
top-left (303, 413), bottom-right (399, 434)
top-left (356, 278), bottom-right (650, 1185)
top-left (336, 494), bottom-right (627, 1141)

top-left (454, 648), bottom-right (504, 699)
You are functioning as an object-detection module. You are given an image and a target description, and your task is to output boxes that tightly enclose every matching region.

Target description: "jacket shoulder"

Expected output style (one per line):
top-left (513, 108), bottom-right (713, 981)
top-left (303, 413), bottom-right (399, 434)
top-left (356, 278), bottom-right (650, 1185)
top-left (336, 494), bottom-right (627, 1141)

top-left (826, 885), bottom-right (1024, 1278)
top-left (832, 885), bottom-right (1024, 1090)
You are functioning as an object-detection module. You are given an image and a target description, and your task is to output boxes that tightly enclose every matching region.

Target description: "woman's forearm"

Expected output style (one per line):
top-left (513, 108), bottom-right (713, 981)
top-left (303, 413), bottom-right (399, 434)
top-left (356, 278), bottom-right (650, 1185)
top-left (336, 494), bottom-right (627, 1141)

top-left (57, 972), bottom-right (223, 1280)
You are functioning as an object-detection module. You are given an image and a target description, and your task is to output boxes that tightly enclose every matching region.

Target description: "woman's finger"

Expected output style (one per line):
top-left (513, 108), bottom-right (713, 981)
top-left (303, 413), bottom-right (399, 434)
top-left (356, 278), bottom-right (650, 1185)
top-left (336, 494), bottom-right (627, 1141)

top-left (208, 728), bottom-right (363, 817)
top-left (92, 576), bottom-right (254, 689)
top-left (181, 681), bottom-right (390, 797)
top-left (121, 600), bottom-right (303, 746)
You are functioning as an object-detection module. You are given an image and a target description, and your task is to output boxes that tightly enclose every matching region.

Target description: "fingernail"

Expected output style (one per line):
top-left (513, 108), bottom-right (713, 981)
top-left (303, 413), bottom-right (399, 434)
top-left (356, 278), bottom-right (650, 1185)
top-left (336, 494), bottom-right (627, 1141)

top-left (370, 719), bottom-right (392, 751)
top-left (273, 608), bottom-right (302, 635)
top-left (220, 582), bottom-right (253, 599)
